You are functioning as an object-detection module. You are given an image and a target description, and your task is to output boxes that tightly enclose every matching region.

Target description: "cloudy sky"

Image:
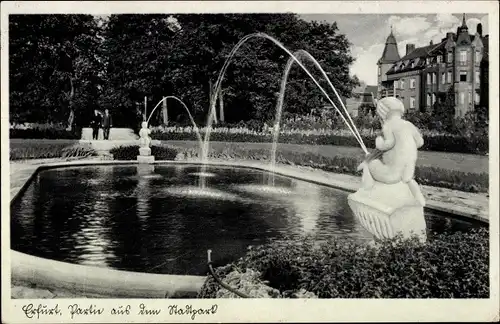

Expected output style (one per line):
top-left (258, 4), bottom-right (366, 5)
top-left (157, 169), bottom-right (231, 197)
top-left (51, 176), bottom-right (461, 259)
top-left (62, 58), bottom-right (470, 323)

top-left (300, 13), bottom-right (489, 85)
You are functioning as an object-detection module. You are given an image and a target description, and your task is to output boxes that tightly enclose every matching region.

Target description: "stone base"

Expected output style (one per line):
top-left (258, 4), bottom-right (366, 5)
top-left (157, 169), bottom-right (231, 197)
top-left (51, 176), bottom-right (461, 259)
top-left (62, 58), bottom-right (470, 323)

top-left (139, 147), bottom-right (151, 156)
top-left (137, 155), bottom-right (155, 164)
top-left (348, 182), bottom-right (427, 242)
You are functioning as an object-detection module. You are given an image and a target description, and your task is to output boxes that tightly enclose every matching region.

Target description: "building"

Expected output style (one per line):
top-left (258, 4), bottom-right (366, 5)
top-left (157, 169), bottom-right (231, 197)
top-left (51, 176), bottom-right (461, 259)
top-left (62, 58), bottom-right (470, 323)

top-left (377, 14), bottom-right (489, 117)
top-left (344, 84), bottom-right (378, 117)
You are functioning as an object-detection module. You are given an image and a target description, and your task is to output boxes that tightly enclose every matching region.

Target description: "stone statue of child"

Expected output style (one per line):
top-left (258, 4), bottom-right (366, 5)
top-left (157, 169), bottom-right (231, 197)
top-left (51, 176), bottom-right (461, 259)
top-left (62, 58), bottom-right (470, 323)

top-left (358, 96), bottom-right (426, 206)
top-left (139, 121), bottom-right (152, 148)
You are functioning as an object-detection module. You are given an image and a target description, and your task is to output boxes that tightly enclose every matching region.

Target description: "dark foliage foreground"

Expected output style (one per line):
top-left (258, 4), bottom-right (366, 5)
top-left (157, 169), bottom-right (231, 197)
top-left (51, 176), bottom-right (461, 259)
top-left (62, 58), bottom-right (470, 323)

top-left (199, 228), bottom-right (489, 298)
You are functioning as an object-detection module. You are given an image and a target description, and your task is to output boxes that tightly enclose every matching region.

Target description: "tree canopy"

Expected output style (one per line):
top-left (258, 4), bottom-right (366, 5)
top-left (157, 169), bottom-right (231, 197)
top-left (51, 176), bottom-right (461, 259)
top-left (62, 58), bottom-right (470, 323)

top-left (9, 14), bottom-right (360, 128)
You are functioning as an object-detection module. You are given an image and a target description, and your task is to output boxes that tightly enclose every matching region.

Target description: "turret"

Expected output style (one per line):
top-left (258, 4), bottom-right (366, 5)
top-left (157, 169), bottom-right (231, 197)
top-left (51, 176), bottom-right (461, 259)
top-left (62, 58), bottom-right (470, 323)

top-left (377, 27), bottom-right (401, 91)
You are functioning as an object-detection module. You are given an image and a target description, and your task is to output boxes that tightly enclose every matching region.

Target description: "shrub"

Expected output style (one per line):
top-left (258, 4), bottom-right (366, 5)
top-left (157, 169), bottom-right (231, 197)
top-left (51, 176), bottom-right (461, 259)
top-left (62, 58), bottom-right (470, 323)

top-left (61, 143), bottom-right (96, 159)
top-left (199, 227), bottom-right (489, 298)
top-left (109, 145), bottom-right (178, 160)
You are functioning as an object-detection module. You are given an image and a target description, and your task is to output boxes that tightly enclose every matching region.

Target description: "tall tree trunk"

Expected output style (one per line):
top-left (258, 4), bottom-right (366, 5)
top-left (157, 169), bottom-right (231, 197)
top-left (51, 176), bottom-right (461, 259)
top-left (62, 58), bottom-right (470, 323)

top-left (67, 77), bottom-right (75, 131)
top-left (209, 79), bottom-right (218, 124)
top-left (219, 90), bottom-right (225, 123)
top-left (162, 96), bottom-right (168, 126)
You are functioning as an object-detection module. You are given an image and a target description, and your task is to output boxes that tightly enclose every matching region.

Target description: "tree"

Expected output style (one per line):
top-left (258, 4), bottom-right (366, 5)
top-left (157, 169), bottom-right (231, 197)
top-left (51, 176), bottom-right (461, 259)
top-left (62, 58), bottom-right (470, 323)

top-left (9, 14), bottom-right (103, 129)
top-left (431, 87), bottom-right (455, 132)
top-left (99, 14), bottom-right (359, 127)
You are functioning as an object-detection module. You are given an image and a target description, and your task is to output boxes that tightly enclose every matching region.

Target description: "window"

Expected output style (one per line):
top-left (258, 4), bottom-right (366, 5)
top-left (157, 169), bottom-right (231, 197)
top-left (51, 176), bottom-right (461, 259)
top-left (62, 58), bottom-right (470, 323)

top-left (447, 71), bottom-right (452, 83)
top-left (459, 50), bottom-right (467, 64)
top-left (475, 71), bottom-right (480, 81)
top-left (410, 97), bottom-right (416, 109)
top-left (410, 78), bottom-right (416, 89)
top-left (441, 73), bottom-right (446, 84)
top-left (475, 51), bottom-right (480, 62)
top-left (427, 93), bottom-right (432, 106)
top-left (400, 79), bottom-right (405, 89)
top-left (426, 57), bottom-right (431, 65)
top-left (427, 73), bottom-right (431, 84)
top-left (475, 92), bottom-right (480, 104)
top-left (432, 73), bottom-right (437, 84)
top-left (378, 66), bottom-right (381, 76)
top-left (432, 93), bottom-right (436, 104)
top-left (468, 92), bottom-right (472, 105)
top-left (437, 56), bottom-right (442, 63)
top-left (447, 52), bottom-right (453, 63)
top-left (411, 61), bottom-right (415, 68)
top-left (460, 71), bottom-right (467, 82)
top-left (459, 92), bottom-right (465, 104)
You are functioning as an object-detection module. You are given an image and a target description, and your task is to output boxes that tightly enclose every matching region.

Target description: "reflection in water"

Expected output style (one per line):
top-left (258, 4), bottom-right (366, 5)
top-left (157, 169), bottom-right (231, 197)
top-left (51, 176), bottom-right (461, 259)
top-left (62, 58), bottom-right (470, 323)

top-left (11, 164), bottom-right (483, 276)
top-left (71, 167), bottom-right (113, 267)
top-left (289, 181), bottom-right (320, 234)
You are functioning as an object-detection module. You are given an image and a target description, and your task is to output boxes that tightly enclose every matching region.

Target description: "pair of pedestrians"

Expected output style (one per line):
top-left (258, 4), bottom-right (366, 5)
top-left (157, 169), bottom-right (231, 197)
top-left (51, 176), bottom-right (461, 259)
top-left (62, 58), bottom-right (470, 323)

top-left (90, 109), bottom-right (113, 140)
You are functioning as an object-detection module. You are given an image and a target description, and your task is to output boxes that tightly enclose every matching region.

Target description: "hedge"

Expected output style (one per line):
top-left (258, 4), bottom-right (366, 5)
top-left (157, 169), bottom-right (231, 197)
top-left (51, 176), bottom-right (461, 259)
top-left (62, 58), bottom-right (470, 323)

top-left (10, 128), bottom-right (81, 139)
top-left (198, 227), bottom-right (489, 298)
top-left (109, 145), bottom-right (178, 161)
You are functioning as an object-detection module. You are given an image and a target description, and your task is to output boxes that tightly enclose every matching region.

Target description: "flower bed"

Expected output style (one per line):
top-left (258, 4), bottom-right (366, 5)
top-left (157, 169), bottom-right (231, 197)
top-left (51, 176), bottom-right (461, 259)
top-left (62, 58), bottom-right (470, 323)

top-left (199, 227), bottom-right (489, 298)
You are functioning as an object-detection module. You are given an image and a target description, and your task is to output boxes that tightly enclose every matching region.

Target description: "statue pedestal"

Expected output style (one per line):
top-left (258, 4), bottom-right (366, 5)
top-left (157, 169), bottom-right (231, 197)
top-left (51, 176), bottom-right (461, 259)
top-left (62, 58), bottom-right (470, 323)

top-left (348, 182), bottom-right (427, 242)
top-left (137, 146), bottom-right (155, 164)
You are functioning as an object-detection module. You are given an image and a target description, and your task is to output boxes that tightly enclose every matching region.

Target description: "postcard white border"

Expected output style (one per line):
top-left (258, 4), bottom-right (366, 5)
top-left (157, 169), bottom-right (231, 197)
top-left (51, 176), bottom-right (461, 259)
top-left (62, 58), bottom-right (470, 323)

top-left (1, 1), bottom-right (499, 323)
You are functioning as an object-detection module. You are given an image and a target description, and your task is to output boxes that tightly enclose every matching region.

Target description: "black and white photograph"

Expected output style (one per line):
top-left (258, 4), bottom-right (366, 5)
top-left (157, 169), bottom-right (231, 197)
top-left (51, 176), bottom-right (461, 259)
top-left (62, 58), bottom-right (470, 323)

top-left (1, 1), bottom-right (498, 323)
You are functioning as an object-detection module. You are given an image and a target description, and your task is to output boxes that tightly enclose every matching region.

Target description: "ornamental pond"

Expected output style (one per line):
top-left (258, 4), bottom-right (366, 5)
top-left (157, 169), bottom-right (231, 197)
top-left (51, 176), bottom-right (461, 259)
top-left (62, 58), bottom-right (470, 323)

top-left (11, 164), bottom-right (483, 276)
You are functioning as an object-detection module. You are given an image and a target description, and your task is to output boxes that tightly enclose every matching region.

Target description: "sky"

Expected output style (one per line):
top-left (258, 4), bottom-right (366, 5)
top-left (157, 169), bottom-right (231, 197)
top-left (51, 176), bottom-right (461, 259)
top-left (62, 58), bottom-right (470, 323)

top-left (300, 13), bottom-right (489, 85)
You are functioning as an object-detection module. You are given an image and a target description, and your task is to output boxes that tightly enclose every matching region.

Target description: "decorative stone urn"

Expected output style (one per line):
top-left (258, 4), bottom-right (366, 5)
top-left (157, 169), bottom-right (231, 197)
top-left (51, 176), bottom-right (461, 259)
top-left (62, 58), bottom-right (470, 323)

top-left (348, 97), bottom-right (427, 242)
top-left (137, 121), bottom-right (155, 163)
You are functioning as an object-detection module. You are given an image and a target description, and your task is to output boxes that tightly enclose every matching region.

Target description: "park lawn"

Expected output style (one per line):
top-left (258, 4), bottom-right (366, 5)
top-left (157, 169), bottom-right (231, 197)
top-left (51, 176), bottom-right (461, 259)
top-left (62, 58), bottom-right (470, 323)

top-left (164, 140), bottom-right (489, 175)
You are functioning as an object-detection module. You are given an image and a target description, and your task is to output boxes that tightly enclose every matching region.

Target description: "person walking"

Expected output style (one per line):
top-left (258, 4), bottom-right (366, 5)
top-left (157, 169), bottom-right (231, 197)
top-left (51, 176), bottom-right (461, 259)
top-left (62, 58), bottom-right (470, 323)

top-left (90, 109), bottom-right (102, 140)
top-left (102, 109), bottom-right (113, 140)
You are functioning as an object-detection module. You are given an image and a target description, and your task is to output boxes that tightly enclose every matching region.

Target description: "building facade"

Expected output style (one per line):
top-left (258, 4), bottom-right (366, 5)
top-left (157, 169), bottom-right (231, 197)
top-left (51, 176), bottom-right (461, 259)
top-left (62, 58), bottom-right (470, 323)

top-left (343, 84), bottom-right (378, 117)
top-left (377, 15), bottom-right (489, 117)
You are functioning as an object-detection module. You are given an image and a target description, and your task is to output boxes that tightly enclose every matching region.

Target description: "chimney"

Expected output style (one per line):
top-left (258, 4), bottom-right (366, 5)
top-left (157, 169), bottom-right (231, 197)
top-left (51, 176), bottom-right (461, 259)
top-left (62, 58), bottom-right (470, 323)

top-left (406, 43), bottom-right (415, 55)
top-left (446, 32), bottom-right (454, 39)
top-left (477, 23), bottom-right (483, 36)
top-left (430, 40), bottom-right (433, 45)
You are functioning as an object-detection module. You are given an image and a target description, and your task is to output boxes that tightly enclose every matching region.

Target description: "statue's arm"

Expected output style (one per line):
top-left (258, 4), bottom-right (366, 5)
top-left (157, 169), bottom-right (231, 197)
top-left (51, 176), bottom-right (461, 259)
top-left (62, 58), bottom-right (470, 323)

top-left (375, 124), bottom-right (396, 151)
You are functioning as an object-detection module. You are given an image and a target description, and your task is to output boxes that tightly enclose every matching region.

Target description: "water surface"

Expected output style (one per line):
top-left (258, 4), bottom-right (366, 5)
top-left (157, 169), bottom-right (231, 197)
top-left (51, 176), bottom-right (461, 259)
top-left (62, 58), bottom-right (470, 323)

top-left (11, 164), bottom-right (480, 276)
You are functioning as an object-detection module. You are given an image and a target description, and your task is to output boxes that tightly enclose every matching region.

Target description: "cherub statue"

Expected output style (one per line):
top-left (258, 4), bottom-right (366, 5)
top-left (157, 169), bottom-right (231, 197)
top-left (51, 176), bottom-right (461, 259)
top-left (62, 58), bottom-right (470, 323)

top-left (357, 97), bottom-right (426, 206)
top-left (139, 121), bottom-right (151, 148)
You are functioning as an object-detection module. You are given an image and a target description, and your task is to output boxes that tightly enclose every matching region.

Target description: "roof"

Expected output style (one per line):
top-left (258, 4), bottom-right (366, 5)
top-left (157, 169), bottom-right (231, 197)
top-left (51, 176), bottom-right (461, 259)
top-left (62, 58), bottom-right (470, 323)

top-left (386, 33), bottom-right (487, 75)
top-left (378, 31), bottom-right (400, 64)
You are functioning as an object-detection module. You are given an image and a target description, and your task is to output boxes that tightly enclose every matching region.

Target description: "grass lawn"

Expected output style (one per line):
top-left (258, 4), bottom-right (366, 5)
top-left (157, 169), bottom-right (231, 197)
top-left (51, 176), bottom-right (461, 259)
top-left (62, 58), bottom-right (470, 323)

top-left (165, 140), bottom-right (489, 175)
top-left (9, 138), bottom-right (489, 175)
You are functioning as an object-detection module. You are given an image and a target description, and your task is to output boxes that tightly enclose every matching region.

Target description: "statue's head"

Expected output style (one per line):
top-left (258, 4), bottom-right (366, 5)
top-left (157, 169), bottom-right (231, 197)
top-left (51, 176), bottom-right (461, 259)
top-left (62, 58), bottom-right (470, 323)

top-left (141, 121), bottom-right (148, 128)
top-left (376, 97), bottom-right (405, 121)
